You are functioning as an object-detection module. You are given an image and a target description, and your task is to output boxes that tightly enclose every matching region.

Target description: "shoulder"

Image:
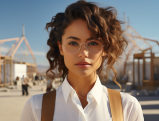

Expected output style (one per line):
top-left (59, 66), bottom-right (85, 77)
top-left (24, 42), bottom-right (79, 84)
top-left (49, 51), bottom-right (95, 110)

top-left (30, 88), bottom-right (61, 105)
top-left (119, 92), bottom-right (144, 121)
top-left (31, 93), bottom-right (43, 101)
top-left (120, 92), bottom-right (137, 104)
top-left (102, 86), bottom-right (137, 104)
top-left (27, 94), bottom-right (43, 110)
top-left (102, 86), bottom-right (143, 120)
top-left (119, 91), bottom-right (141, 110)
top-left (21, 94), bottom-right (44, 121)
top-left (103, 86), bottom-right (139, 104)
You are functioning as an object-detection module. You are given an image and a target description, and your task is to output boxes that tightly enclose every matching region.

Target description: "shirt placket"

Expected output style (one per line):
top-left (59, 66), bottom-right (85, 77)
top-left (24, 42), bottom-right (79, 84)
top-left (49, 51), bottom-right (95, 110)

top-left (71, 92), bottom-right (93, 121)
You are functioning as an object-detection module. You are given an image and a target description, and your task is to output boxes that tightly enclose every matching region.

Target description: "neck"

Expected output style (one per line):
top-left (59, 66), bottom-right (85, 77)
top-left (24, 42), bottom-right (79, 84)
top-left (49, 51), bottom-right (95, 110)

top-left (67, 71), bottom-right (97, 98)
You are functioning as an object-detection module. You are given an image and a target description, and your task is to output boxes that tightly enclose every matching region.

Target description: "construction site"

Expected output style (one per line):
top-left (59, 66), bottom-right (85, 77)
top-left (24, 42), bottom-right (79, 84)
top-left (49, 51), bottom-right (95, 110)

top-left (0, 15), bottom-right (158, 121)
top-left (0, 23), bottom-right (159, 121)
top-left (0, 21), bottom-right (159, 91)
top-left (0, 25), bottom-right (39, 87)
top-left (0, 1), bottom-right (159, 121)
top-left (122, 21), bottom-right (159, 91)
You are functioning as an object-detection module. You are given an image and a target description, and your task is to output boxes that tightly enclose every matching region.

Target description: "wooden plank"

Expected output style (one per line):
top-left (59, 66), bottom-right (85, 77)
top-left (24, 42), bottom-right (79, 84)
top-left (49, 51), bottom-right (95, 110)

top-left (142, 53), bottom-right (145, 87)
top-left (4, 58), bottom-right (6, 86)
top-left (133, 57), bottom-right (135, 87)
top-left (151, 53), bottom-right (154, 86)
top-left (10, 58), bottom-right (13, 85)
top-left (134, 53), bottom-right (144, 59)
top-left (0, 44), bottom-right (1, 85)
top-left (138, 59), bottom-right (140, 85)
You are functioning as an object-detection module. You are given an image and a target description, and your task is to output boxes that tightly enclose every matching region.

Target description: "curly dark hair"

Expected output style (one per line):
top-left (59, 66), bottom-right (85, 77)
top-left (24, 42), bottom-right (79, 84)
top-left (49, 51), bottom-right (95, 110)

top-left (45, 0), bottom-right (127, 90)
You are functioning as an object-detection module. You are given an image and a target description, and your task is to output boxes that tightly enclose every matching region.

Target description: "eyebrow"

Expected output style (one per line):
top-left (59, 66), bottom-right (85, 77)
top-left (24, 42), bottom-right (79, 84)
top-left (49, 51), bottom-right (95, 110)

top-left (66, 36), bottom-right (95, 41)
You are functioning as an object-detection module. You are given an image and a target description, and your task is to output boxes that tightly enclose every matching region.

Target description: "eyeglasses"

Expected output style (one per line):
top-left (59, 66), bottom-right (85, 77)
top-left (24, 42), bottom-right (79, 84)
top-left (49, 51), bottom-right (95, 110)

top-left (62, 40), bottom-right (104, 55)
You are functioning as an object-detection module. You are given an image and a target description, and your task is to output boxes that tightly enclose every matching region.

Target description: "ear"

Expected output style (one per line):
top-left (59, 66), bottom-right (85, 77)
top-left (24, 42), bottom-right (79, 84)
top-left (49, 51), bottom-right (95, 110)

top-left (57, 41), bottom-right (64, 56)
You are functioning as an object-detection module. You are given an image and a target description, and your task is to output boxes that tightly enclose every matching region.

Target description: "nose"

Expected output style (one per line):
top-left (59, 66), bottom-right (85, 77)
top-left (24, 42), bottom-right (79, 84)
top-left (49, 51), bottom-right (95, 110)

top-left (78, 43), bottom-right (88, 58)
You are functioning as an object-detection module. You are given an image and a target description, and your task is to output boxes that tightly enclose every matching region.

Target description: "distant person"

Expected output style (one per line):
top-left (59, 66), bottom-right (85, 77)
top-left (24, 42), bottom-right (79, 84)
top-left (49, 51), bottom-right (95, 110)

top-left (35, 75), bottom-right (39, 81)
top-left (21, 75), bottom-right (29, 96)
top-left (14, 76), bottom-right (19, 85)
top-left (21, 1), bottom-right (144, 121)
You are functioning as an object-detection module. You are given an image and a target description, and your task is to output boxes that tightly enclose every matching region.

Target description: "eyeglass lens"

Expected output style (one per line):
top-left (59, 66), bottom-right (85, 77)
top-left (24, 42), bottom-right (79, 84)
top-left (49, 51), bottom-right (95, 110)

top-left (64, 40), bottom-right (102, 54)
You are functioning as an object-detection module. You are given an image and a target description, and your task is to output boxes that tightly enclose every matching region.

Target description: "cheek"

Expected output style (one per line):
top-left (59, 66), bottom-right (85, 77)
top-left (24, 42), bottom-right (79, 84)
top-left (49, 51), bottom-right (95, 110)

top-left (91, 54), bottom-right (103, 69)
top-left (63, 52), bottom-right (75, 68)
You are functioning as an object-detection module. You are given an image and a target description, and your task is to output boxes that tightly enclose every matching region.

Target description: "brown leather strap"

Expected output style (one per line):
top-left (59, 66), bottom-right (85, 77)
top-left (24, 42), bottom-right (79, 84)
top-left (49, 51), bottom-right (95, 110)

top-left (41, 90), bottom-right (56, 121)
top-left (107, 88), bottom-right (123, 121)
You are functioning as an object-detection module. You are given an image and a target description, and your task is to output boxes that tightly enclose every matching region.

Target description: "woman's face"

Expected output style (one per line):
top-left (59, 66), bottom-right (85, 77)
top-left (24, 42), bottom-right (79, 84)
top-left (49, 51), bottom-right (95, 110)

top-left (58, 19), bottom-right (105, 77)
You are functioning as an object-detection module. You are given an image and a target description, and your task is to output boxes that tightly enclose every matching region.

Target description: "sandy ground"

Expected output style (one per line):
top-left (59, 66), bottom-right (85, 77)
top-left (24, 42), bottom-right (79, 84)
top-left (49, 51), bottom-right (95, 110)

top-left (0, 83), bottom-right (46, 121)
top-left (0, 83), bottom-right (159, 121)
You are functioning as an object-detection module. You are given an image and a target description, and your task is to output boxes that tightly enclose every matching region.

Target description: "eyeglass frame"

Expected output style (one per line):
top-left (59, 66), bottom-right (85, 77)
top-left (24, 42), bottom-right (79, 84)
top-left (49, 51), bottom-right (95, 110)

top-left (61, 40), bottom-right (104, 55)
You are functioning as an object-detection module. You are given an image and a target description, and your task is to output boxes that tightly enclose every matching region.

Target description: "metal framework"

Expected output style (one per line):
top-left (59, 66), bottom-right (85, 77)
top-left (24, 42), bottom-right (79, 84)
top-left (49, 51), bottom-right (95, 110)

top-left (0, 26), bottom-right (37, 86)
top-left (123, 25), bottom-right (159, 90)
top-left (123, 25), bottom-right (159, 75)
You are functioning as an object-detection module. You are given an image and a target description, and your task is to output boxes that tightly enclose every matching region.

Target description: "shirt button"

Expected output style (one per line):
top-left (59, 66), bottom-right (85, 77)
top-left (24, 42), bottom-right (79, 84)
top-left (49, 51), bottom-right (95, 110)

top-left (89, 94), bottom-right (93, 98)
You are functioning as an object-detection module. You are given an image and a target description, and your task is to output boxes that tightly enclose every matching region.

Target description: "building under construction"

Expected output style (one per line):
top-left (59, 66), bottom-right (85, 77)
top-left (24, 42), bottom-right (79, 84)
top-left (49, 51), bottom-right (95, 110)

top-left (123, 24), bottom-right (159, 90)
top-left (0, 26), bottom-right (37, 86)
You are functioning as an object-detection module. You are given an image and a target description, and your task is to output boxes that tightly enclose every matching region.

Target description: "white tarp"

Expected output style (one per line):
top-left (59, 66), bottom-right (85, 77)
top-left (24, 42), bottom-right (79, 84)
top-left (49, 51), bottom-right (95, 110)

top-left (14, 64), bottom-right (27, 80)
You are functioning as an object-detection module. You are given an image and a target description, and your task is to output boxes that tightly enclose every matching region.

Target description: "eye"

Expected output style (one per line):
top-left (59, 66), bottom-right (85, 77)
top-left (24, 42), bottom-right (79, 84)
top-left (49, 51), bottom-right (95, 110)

top-left (88, 41), bottom-right (99, 46)
top-left (68, 41), bottom-right (79, 46)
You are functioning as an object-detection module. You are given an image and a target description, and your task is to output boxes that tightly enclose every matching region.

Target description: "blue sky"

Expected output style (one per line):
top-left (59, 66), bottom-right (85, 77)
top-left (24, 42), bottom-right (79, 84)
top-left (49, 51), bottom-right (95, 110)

top-left (0, 0), bottom-right (159, 66)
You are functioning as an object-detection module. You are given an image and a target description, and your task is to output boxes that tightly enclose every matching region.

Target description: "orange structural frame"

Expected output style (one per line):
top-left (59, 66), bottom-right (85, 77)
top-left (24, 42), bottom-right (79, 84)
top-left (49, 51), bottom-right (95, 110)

top-left (0, 29), bottom-right (37, 85)
top-left (123, 25), bottom-right (159, 76)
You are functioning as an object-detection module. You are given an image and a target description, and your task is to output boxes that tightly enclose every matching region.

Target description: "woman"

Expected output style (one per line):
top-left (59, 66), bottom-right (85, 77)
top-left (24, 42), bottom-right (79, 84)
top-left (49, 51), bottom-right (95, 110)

top-left (20, 1), bottom-right (144, 121)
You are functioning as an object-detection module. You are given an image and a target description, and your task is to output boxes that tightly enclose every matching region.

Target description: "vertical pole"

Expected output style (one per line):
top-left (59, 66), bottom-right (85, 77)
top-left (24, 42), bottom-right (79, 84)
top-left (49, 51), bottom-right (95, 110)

top-left (27, 65), bottom-right (28, 77)
top-left (30, 65), bottom-right (33, 75)
top-left (10, 58), bottom-right (13, 85)
top-left (141, 53), bottom-right (145, 87)
top-left (124, 13), bottom-right (127, 30)
top-left (142, 53), bottom-right (145, 87)
top-left (29, 66), bottom-right (30, 76)
top-left (151, 51), bottom-right (154, 87)
top-left (138, 59), bottom-right (140, 86)
top-left (4, 58), bottom-right (6, 86)
top-left (0, 43), bottom-right (1, 85)
top-left (22, 24), bottom-right (25, 37)
top-left (133, 55), bottom-right (135, 88)
top-left (28, 66), bottom-right (30, 78)
top-left (127, 17), bottom-right (130, 26)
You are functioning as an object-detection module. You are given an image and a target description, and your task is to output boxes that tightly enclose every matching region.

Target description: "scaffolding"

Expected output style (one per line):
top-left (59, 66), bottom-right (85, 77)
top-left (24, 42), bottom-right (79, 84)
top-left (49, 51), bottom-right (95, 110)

top-left (123, 25), bottom-right (159, 90)
top-left (0, 25), bottom-right (37, 86)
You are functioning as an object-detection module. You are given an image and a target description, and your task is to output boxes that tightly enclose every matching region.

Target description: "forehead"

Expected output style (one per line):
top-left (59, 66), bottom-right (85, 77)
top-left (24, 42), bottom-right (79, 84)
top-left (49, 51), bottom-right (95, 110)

top-left (62, 19), bottom-right (92, 42)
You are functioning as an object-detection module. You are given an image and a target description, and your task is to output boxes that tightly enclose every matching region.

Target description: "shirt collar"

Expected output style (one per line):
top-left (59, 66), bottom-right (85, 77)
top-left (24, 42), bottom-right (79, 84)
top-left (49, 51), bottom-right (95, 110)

top-left (62, 75), bottom-right (73, 103)
top-left (62, 75), bottom-right (103, 106)
top-left (88, 75), bottom-right (102, 106)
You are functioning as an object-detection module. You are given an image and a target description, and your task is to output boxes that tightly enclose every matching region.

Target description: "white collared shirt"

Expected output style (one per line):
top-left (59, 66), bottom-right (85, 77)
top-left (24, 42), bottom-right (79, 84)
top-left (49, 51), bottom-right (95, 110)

top-left (20, 75), bottom-right (144, 121)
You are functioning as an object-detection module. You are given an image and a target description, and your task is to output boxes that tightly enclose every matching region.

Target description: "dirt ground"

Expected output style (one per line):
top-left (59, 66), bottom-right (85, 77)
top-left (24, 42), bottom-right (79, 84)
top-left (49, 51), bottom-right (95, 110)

top-left (0, 83), bottom-right (159, 121)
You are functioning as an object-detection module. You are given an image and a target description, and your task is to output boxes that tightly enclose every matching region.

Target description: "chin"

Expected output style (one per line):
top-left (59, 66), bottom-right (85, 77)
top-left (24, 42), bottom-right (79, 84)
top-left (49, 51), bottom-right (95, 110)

top-left (74, 70), bottom-right (94, 77)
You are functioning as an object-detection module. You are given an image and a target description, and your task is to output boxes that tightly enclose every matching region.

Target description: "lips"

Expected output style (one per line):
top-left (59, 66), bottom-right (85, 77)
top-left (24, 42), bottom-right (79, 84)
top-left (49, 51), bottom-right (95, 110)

top-left (75, 61), bottom-right (91, 68)
top-left (75, 61), bottom-right (91, 65)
